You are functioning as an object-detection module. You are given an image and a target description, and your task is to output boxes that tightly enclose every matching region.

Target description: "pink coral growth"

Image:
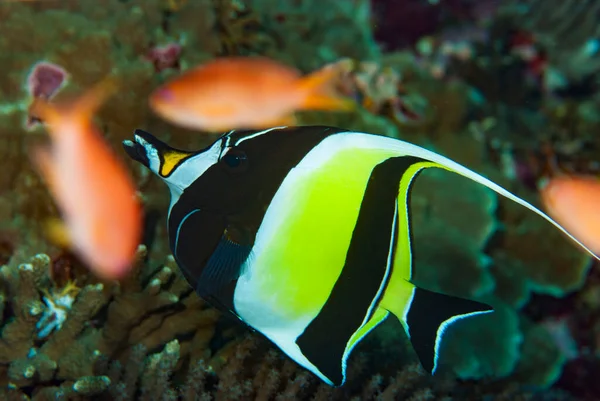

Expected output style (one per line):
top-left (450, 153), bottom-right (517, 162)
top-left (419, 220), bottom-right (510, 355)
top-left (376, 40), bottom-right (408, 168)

top-left (27, 61), bottom-right (68, 99)
top-left (144, 42), bottom-right (182, 73)
top-left (25, 61), bottom-right (68, 129)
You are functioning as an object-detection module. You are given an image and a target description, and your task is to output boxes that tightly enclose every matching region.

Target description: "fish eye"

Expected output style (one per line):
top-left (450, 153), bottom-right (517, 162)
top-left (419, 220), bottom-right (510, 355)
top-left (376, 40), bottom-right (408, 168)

top-left (221, 148), bottom-right (248, 173)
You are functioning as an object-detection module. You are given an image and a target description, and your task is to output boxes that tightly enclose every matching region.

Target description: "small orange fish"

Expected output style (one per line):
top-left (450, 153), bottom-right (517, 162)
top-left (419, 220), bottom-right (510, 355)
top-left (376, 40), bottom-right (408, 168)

top-left (32, 79), bottom-right (142, 280)
top-left (149, 56), bottom-right (356, 132)
top-left (539, 175), bottom-right (600, 256)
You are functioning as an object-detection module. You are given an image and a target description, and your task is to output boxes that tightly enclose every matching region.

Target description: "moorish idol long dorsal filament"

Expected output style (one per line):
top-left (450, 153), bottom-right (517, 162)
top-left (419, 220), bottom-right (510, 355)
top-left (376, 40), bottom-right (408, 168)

top-left (123, 126), bottom-right (599, 386)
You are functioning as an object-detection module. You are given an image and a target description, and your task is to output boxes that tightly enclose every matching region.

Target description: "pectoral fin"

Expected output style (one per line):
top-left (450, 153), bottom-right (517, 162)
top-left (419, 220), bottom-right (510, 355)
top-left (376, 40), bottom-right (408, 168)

top-left (172, 209), bottom-right (224, 289)
top-left (172, 208), bottom-right (250, 316)
top-left (197, 232), bottom-right (252, 298)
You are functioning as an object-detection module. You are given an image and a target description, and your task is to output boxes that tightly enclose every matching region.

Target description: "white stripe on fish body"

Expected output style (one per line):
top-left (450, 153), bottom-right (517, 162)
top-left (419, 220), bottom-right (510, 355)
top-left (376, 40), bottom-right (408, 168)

top-left (232, 126), bottom-right (288, 146)
top-left (160, 138), bottom-right (222, 218)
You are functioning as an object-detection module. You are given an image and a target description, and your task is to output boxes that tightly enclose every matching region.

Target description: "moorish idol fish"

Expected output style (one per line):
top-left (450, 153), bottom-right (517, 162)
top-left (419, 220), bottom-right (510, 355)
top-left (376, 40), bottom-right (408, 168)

top-left (122, 126), bottom-right (599, 386)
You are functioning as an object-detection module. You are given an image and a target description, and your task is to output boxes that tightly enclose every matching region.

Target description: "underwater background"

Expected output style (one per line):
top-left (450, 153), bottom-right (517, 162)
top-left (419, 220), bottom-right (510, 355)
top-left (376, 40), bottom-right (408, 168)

top-left (1, 0), bottom-right (599, 399)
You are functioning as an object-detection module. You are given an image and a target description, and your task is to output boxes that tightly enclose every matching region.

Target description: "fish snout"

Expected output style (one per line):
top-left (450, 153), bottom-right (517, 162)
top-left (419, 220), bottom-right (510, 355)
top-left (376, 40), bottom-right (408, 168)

top-left (122, 129), bottom-right (174, 176)
top-left (122, 136), bottom-right (151, 168)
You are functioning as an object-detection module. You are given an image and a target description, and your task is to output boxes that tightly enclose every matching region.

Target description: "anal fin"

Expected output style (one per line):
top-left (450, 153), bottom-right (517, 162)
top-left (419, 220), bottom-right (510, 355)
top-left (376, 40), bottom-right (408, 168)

top-left (398, 287), bottom-right (493, 374)
top-left (298, 62), bottom-right (356, 112)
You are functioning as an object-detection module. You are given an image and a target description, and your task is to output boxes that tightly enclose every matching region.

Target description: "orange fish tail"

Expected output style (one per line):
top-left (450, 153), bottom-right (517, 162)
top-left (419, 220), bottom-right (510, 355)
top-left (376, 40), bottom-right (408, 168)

top-left (297, 64), bottom-right (356, 112)
top-left (539, 176), bottom-right (600, 257)
top-left (35, 76), bottom-right (119, 129)
top-left (68, 76), bottom-right (119, 122)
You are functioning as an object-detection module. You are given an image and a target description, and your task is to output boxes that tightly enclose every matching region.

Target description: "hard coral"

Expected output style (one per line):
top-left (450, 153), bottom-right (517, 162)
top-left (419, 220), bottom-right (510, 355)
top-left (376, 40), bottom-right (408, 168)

top-left (0, 246), bottom-right (224, 399)
top-left (247, 0), bottom-right (380, 71)
top-left (0, 243), bottom-right (571, 400)
top-left (212, 0), bottom-right (276, 57)
top-left (440, 0), bottom-right (600, 186)
top-left (144, 42), bottom-right (182, 73)
top-left (524, 263), bottom-right (600, 400)
top-left (0, 0), bottom-right (223, 276)
top-left (91, 330), bottom-right (578, 400)
top-left (501, 0), bottom-right (600, 97)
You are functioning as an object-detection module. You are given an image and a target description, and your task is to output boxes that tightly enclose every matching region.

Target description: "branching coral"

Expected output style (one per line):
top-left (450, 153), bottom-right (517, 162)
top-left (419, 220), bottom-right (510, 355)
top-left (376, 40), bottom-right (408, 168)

top-left (0, 246), bottom-right (225, 399)
top-left (0, 244), bottom-right (574, 400)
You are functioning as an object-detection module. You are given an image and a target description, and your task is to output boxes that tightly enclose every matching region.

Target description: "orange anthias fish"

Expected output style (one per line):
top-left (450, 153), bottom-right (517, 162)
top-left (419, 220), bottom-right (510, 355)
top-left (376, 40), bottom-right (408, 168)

top-left (32, 79), bottom-right (142, 280)
top-left (149, 56), bottom-right (356, 132)
top-left (539, 175), bottom-right (600, 256)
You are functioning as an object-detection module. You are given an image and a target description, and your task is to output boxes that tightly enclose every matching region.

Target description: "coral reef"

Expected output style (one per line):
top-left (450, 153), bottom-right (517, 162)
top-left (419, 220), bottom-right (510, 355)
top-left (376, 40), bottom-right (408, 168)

top-left (0, 245), bottom-right (575, 400)
top-left (0, 246), bottom-right (227, 400)
top-left (0, 0), bottom-right (599, 400)
top-left (447, 0), bottom-right (600, 182)
top-left (248, 0), bottom-right (380, 70)
top-left (523, 261), bottom-right (600, 400)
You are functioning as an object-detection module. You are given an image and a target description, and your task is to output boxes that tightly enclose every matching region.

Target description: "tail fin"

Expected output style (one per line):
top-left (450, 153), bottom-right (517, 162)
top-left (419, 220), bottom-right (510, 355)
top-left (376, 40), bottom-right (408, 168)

top-left (400, 287), bottom-right (493, 374)
top-left (298, 61), bottom-right (356, 112)
top-left (34, 76), bottom-right (118, 130)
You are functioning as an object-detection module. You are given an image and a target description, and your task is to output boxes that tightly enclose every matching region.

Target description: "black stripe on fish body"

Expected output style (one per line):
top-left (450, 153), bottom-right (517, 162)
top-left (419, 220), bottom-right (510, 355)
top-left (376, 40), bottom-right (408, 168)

top-left (168, 206), bottom-right (226, 292)
top-left (166, 126), bottom-right (348, 314)
top-left (226, 125), bottom-right (347, 148)
top-left (404, 168), bottom-right (419, 282)
top-left (168, 201), bottom-right (250, 317)
top-left (296, 156), bottom-right (427, 386)
top-left (405, 287), bottom-right (493, 374)
top-left (173, 126), bottom-right (346, 221)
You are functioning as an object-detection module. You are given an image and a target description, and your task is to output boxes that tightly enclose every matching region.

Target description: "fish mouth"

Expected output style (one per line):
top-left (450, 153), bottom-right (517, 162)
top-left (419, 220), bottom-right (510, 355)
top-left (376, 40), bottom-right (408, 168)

top-left (122, 129), bottom-right (159, 168)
